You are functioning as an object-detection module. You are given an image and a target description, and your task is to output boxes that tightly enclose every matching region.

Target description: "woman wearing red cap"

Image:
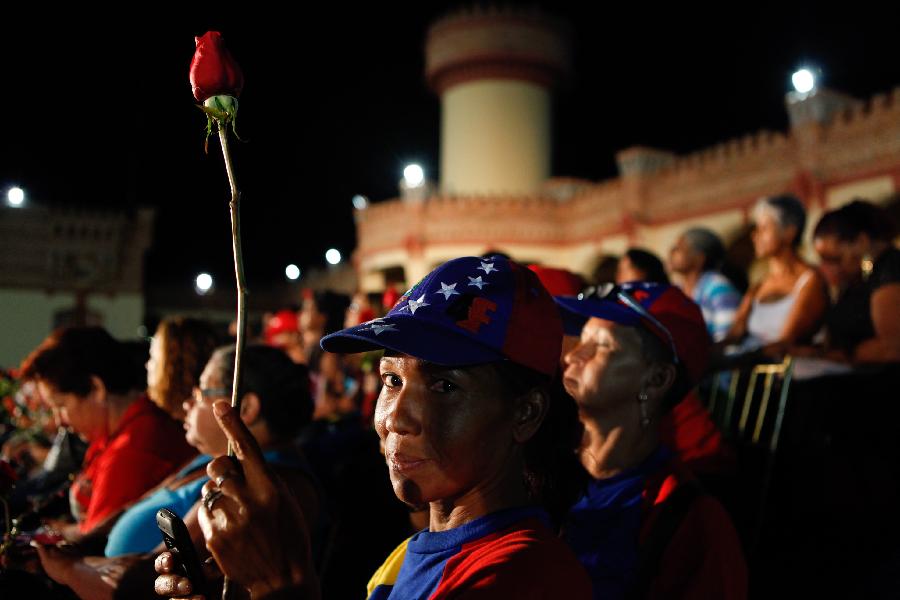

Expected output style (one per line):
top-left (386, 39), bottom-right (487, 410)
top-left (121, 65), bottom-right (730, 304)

top-left (263, 309), bottom-right (305, 365)
top-left (155, 256), bottom-right (590, 599)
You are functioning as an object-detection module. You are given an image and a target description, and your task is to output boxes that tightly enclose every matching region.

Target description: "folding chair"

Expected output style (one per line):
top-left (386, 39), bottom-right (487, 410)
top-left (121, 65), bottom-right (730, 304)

top-left (703, 357), bottom-right (795, 555)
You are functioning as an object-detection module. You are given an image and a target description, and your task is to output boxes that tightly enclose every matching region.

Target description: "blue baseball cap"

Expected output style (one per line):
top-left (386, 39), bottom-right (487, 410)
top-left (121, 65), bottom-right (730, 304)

top-left (555, 282), bottom-right (711, 384)
top-left (321, 256), bottom-right (563, 376)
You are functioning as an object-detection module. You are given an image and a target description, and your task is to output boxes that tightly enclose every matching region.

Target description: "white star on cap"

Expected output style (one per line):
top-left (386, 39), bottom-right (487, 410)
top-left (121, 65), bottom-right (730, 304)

top-left (468, 276), bottom-right (488, 290)
top-left (407, 294), bottom-right (429, 315)
top-left (371, 323), bottom-right (397, 335)
top-left (435, 282), bottom-right (460, 300)
top-left (478, 261), bottom-right (498, 274)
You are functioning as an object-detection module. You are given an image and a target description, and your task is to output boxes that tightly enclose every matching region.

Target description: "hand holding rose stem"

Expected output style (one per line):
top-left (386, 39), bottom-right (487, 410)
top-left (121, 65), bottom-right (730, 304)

top-left (189, 31), bottom-right (247, 600)
top-left (154, 401), bottom-right (319, 600)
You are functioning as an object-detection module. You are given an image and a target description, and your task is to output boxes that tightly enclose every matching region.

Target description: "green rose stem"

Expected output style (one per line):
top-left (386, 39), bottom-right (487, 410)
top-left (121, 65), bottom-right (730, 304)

top-left (212, 119), bottom-right (245, 600)
top-left (216, 124), bottom-right (247, 436)
top-left (191, 30), bottom-right (246, 598)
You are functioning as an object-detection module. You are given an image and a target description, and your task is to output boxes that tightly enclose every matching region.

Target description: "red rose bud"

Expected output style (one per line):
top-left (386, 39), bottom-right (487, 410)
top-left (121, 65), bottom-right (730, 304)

top-left (190, 31), bottom-right (244, 103)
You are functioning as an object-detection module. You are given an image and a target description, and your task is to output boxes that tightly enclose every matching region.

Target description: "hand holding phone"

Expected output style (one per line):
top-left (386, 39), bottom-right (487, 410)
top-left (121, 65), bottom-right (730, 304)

top-left (156, 508), bottom-right (208, 596)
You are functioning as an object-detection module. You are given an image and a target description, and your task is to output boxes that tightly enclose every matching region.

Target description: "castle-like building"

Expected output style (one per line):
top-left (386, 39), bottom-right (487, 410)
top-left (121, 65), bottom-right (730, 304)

top-left (353, 7), bottom-right (900, 291)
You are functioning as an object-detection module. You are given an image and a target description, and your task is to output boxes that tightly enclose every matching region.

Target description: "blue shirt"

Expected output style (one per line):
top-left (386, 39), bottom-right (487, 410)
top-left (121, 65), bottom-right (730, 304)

top-left (564, 447), bottom-right (671, 599)
top-left (367, 506), bottom-right (594, 600)
top-left (105, 449), bottom-right (304, 557)
top-left (693, 271), bottom-right (741, 342)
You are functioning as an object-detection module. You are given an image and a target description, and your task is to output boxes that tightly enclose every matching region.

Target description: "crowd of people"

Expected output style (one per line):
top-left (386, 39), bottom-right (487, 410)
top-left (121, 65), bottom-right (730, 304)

top-left (0, 196), bottom-right (897, 599)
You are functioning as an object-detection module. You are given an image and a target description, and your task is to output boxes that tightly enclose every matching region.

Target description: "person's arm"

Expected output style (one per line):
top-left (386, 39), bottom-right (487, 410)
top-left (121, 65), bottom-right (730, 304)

top-left (853, 283), bottom-right (900, 363)
top-left (720, 288), bottom-right (755, 345)
top-left (41, 517), bottom-right (83, 543)
top-left (710, 289), bottom-right (755, 370)
top-left (155, 401), bottom-right (319, 600)
top-left (33, 543), bottom-right (146, 600)
top-left (773, 269), bottom-right (829, 348)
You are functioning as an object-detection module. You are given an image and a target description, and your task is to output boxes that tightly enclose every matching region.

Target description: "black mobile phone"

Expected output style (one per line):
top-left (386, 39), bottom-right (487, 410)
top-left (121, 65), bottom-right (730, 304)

top-left (156, 508), bottom-right (209, 596)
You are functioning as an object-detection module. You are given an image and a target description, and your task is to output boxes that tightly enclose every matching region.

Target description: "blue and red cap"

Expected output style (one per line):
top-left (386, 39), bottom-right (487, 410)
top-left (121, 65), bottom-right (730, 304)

top-left (321, 256), bottom-right (563, 377)
top-left (555, 282), bottom-right (711, 385)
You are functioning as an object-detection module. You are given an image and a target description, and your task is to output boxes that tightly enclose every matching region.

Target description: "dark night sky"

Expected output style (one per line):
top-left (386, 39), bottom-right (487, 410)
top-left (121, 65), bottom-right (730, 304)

top-left (3, 3), bottom-right (899, 290)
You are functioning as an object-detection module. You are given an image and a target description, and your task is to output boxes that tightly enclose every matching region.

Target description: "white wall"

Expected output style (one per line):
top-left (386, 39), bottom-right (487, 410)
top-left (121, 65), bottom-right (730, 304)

top-left (442, 80), bottom-right (550, 195)
top-left (0, 289), bottom-right (143, 368)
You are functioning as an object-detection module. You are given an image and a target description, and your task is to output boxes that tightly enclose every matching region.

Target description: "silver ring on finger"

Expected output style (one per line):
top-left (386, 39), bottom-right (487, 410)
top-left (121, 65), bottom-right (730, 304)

top-left (202, 489), bottom-right (225, 513)
top-left (214, 472), bottom-right (234, 488)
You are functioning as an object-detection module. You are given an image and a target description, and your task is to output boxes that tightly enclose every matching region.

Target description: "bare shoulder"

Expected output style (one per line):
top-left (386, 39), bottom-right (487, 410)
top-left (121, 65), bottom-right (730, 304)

top-left (797, 264), bottom-right (827, 292)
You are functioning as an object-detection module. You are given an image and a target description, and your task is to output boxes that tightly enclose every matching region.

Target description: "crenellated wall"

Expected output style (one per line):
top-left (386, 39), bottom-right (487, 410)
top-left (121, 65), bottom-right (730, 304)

top-left (354, 86), bottom-right (900, 291)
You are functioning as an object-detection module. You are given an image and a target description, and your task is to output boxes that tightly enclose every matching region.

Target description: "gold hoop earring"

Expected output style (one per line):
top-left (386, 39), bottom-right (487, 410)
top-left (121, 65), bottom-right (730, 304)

top-left (861, 254), bottom-right (874, 281)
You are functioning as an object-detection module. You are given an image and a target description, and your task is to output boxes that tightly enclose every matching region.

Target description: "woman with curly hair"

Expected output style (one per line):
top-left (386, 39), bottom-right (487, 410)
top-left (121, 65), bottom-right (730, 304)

top-left (147, 317), bottom-right (219, 420)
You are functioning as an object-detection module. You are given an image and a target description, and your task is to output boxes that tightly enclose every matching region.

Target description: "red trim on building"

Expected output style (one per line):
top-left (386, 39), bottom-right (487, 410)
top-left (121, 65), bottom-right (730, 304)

top-left (428, 60), bottom-right (561, 94)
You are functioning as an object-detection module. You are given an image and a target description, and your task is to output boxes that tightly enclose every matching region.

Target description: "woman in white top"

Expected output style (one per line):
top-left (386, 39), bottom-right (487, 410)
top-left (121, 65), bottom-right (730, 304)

top-left (723, 195), bottom-right (828, 355)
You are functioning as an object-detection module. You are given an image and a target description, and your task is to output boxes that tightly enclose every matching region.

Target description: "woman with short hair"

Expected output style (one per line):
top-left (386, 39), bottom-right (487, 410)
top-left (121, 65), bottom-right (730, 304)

top-left (21, 327), bottom-right (195, 536)
top-left (722, 195), bottom-right (828, 355)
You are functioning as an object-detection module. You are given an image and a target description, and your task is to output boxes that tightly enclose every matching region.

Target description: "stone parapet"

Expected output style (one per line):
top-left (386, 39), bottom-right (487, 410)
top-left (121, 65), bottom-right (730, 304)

top-left (425, 6), bottom-right (571, 94)
top-left (355, 85), bottom-right (900, 286)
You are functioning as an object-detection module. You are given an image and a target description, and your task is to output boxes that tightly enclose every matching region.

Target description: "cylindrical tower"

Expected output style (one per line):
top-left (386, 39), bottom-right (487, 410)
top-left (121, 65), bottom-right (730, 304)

top-left (425, 8), bottom-right (571, 196)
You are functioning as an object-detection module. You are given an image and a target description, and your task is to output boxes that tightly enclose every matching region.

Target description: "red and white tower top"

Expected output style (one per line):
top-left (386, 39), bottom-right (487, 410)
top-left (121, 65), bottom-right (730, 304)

top-left (425, 7), bottom-right (572, 196)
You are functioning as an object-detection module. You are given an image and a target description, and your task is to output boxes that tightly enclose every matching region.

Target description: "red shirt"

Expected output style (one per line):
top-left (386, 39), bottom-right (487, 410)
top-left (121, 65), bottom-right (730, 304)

top-left (659, 390), bottom-right (735, 476)
top-left (368, 507), bottom-right (591, 599)
top-left (70, 395), bottom-right (195, 532)
top-left (641, 458), bottom-right (748, 600)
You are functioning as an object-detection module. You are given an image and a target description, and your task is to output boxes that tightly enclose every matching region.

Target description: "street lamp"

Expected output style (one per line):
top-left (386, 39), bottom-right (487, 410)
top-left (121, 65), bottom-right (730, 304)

top-left (325, 249), bottom-right (342, 265)
top-left (7, 186), bottom-right (25, 207)
top-left (791, 68), bottom-right (816, 94)
top-left (285, 264), bottom-right (301, 281)
top-left (195, 272), bottom-right (214, 295)
top-left (402, 164), bottom-right (425, 188)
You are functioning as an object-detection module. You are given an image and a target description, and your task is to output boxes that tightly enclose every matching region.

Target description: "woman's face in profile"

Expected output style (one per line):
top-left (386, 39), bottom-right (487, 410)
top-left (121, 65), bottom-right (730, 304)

top-left (183, 360), bottom-right (230, 456)
top-left (37, 380), bottom-right (105, 441)
top-left (814, 234), bottom-right (863, 287)
top-left (752, 211), bottom-right (782, 258)
top-left (374, 354), bottom-right (518, 508)
top-left (562, 317), bottom-right (645, 416)
top-left (146, 333), bottom-right (163, 389)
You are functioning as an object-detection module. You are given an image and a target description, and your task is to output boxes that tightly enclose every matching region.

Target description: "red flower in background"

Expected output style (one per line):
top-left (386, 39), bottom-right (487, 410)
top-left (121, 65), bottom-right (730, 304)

top-left (190, 31), bottom-right (244, 103)
top-left (382, 285), bottom-right (400, 310)
top-left (0, 460), bottom-right (17, 496)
